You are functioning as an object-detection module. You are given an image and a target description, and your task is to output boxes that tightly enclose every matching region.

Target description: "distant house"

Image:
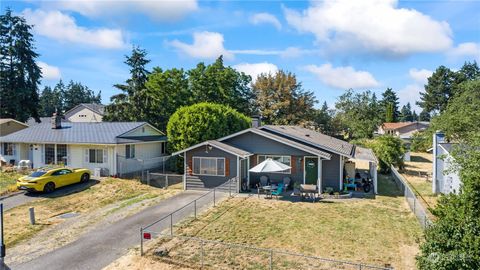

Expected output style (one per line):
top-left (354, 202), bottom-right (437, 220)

top-left (0, 118), bottom-right (28, 136)
top-left (173, 124), bottom-right (378, 193)
top-left (432, 131), bottom-right (461, 194)
top-left (64, 103), bottom-right (105, 122)
top-left (0, 114), bottom-right (167, 176)
top-left (377, 121), bottom-right (429, 139)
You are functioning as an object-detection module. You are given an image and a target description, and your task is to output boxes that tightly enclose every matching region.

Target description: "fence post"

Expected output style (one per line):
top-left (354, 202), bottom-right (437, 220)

top-left (140, 227), bottom-right (144, 256)
top-left (194, 200), bottom-right (197, 219)
top-left (29, 207), bottom-right (35, 225)
top-left (166, 175), bottom-right (169, 188)
top-left (147, 171), bottom-right (150, 186)
top-left (170, 214), bottom-right (173, 236)
top-left (213, 189), bottom-right (216, 207)
top-left (229, 178), bottom-right (232, 197)
top-left (269, 250), bottom-right (273, 270)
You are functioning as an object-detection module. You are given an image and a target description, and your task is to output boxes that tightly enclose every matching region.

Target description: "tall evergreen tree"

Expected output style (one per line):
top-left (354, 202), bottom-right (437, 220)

top-left (0, 9), bottom-right (41, 122)
top-left (380, 88), bottom-right (399, 122)
top-left (399, 103), bottom-right (413, 122)
top-left (39, 84), bottom-right (63, 117)
top-left (419, 109), bottom-right (431, 121)
top-left (412, 110), bottom-right (418, 121)
top-left (253, 70), bottom-right (316, 125)
top-left (63, 80), bottom-right (101, 111)
top-left (104, 46), bottom-right (151, 122)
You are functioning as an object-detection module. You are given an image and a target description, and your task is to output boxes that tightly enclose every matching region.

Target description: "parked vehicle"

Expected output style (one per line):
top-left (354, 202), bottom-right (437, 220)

top-left (16, 167), bottom-right (91, 193)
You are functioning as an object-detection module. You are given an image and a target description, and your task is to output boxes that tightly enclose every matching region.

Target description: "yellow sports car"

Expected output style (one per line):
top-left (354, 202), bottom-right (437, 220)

top-left (17, 167), bottom-right (91, 193)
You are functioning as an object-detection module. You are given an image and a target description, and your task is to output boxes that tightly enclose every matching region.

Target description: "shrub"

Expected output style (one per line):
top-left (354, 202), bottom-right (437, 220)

top-left (371, 135), bottom-right (405, 173)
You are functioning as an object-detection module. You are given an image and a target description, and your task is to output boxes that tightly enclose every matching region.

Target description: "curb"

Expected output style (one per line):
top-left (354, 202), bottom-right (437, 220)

top-left (0, 190), bottom-right (25, 201)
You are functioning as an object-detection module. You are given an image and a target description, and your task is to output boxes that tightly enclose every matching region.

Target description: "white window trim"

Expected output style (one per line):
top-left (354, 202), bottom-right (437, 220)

top-left (257, 155), bottom-right (292, 174)
top-left (88, 148), bottom-right (106, 164)
top-left (126, 144), bottom-right (136, 159)
top-left (192, 156), bottom-right (226, 177)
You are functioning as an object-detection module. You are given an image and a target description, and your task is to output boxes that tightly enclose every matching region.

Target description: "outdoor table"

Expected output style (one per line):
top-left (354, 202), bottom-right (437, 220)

top-left (300, 184), bottom-right (318, 202)
top-left (259, 185), bottom-right (277, 198)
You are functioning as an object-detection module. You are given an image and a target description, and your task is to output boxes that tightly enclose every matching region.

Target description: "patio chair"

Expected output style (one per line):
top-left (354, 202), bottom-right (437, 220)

top-left (282, 177), bottom-right (291, 191)
top-left (270, 183), bottom-right (284, 199)
top-left (260, 176), bottom-right (269, 187)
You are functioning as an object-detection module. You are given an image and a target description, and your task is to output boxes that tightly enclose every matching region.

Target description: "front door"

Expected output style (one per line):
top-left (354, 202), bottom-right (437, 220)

top-left (305, 157), bottom-right (318, 185)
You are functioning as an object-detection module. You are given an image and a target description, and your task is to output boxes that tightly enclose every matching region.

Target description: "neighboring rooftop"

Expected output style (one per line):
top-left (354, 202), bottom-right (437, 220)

top-left (80, 103), bottom-right (105, 115)
top-left (381, 121), bottom-right (430, 131)
top-left (0, 122), bottom-right (163, 144)
top-left (0, 118), bottom-right (28, 126)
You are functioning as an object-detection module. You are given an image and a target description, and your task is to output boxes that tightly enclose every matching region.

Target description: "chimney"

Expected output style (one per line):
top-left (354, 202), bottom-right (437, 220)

top-left (51, 112), bottom-right (62, 129)
top-left (251, 115), bottom-right (261, 128)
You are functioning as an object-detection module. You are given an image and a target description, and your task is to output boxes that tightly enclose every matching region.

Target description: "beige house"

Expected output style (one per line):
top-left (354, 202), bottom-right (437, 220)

top-left (0, 115), bottom-right (167, 176)
top-left (0, 118), bottom-right (28, 136)
top-left (64, 103), bottom-right (105, 122)
top-left (377, 122), bottom-right (429, 139)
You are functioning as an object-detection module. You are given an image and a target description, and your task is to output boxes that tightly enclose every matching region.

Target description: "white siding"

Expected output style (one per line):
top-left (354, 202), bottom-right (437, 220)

top-left (67, 108), bottom-right (103, 122)
top-left (122, 125), bottom-right (162, 136)
top-left (68, 144), bottom-right (115, 175)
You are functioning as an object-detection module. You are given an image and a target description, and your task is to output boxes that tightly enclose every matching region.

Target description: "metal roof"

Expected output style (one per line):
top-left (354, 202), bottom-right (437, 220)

top-left (0, 122), bottom-right (158, 144)
top-left (260, 125), bottom-right (354, 157)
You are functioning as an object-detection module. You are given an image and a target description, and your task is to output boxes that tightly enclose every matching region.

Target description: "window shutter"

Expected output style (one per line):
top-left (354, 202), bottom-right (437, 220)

top-left (291, 156), bottom-right (296, 174)
top-left (103, 149), bottom-right (108, 163)
top-left (225, 158), bottom-right (230, 176)
top-left (85, 149), bottom-right (89, 163)
top-left (187, 157), bottom-right (193, 176)
top-left (0, 143), bottom-right (3, 155)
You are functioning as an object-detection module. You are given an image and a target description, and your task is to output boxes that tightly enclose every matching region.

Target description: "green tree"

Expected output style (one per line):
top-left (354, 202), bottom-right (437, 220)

top-left (399, 102), bottom-right (413, 122)
top-left (63, 80), bottom-right (101, 112)
top-left (380, 88), bottom-right (399, 122)
top-left (335, 89), bottom-right (382, 139)
top-left (167, 102), bottom-right (250, 153)
top-left (39, 83), bottom-right (63, 116)
top-left (312, 102), bottom-right (337, 135)
top-left (412, 110), bottom-right (418, 121)
top-left (371, 135), bottom-right (405, 173)
top-left (0, 9), bottom-right (41, 122)
top-left (253, 70), bottom-right (316, 125)
top-left (144, 67), bottom-right (190, 131)
top-left (419, 109), bottom-right (431, 121)
top-left (188, 56), bottom-right (254, 115)
top-left (104, 46), bottom-right (150, 122)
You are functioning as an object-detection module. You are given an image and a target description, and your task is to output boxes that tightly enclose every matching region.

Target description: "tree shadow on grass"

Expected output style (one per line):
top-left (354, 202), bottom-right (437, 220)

top-left (377, 174), bottom-right (403, 198)
top-left (25, 179), bottom-right (100, 199)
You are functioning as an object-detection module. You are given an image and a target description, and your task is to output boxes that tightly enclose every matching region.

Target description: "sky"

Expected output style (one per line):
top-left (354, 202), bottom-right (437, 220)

top-left (3, 0), bottom-right (480, 112)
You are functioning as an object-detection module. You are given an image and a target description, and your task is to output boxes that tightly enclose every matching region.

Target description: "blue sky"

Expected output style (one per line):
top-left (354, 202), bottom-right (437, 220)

top-left (4, 0), bottom-right (480, 112)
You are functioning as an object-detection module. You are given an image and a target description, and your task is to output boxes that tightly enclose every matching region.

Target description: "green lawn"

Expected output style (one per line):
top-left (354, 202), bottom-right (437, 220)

top-left (146, 174), bottom-right (422, 270)
top-left (0, 170), bottom-right (25, 195)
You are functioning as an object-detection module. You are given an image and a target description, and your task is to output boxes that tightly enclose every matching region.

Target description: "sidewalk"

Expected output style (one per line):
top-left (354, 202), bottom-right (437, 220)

top-left (11, 190), bottom-right (228, 270)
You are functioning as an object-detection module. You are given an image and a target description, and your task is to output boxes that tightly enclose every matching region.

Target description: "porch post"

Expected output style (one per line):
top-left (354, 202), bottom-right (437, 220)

top-left (54, 144), bottom-right (57, 165)
top-left (247, 157), bottom-right (250, 189)
top-left (318, 157), bottom-right (322, 192)
top-left (339, 156), bottom-right (344, 191)
top-left (183, 153), bottom-right (187, 190)
top-left (237, 156), bottom-right (240, 192)
top-left (373, 162), bottom-right (378, 194)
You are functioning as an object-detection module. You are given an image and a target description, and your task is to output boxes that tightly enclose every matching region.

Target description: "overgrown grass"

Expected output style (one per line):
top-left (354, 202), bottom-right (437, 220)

top-left (4, 178), bottom-right (181, 247)
top-left (0, 170), bottom-right (26, 195)
top-left (150, 174), bottom-right (422, 270)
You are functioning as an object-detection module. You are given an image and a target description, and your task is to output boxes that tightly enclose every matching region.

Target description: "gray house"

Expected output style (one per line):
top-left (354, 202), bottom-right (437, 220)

top-left (173, 125), bottom-right (378, 193)
top-left (432, 131), bottom-right (461, 194)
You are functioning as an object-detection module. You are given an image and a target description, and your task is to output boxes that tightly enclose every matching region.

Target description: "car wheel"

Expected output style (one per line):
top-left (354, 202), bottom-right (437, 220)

top-left (43, 182), bottom-right (55, 193)
top-left (81, 173), bottom-right (90, 183)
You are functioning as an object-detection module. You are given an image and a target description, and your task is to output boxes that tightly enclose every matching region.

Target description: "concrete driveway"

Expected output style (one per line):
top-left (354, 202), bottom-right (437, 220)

top-left (11, 190), bottom-right (226, 270)
top-left (0, 179), bottom-right (100, 211)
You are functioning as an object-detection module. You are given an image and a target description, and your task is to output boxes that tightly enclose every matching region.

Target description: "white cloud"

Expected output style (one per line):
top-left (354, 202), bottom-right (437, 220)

top-left (284, 0), bottom-right (452, 56)
top-left (250, 12), bottom-right (281, 30)
top-left (305, 63), bottom-right (379, 89)
top-left (169, 31), bottom-right (234, 60)
top-left (53, 0), bottom-right (198, 21)
top-left (409, 68), bottom-right (432, 84)
top-left (23, 9), bottom-right (126, 49)
top-left (233, 62), bottom-right (278, 82)
top-left (448, 42), bottom-right (480, 60)
top-left (38, 61), bottom-right (61, 80)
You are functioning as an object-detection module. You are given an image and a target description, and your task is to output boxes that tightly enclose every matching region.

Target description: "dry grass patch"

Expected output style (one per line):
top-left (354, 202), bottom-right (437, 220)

top-left (138, 175), bottom-right (422, 270)
top-left (401, 152), bottom-right (438, 211)
top-left (0, 170), bottom-right (26, 195)
top-left (4, 178), bottom-right (181, 247)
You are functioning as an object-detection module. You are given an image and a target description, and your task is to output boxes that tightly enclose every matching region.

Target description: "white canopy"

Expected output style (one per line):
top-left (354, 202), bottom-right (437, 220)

top-left (249, 158), bottom-right (291, 173)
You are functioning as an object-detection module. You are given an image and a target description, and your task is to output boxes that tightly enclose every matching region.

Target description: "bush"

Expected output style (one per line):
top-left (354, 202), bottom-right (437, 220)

top-left (167, 102), bottom-right (251, 153)
top-left (410, 131), bottom-right (432, 152)
top-left (371, 135), bottom-right (405, 173)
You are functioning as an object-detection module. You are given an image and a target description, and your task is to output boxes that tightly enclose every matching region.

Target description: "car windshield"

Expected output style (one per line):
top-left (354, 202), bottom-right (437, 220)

top-left (29, 171), bottom-right (46, 177)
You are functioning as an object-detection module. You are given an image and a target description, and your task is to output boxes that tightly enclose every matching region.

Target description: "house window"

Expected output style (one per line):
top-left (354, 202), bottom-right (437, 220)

top-left (193, 157), bottom-right (225, 176)
top-left (56, 144), bottom-right (68, 165)
top-left (161, 142), bottom-right (167, 154)
top-left (257, 155), bottom-right (291, 174)
top-left (89, 149), bottom-right (104, 164)
top-left (126, 145), bottom-right (135, 159)
top-left (2, 143), bottom-right (15, 156)
top-left (45, 144), bottom-right (55, 164)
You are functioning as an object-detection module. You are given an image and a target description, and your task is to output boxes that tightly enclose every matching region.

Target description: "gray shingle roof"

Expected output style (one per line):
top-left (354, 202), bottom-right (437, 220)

top-left (0, 122), bottom-right (153, 144)
top-left (260, 125), bottom-right (354, 157)
top-left (207, 140), bottom-right (252, 157)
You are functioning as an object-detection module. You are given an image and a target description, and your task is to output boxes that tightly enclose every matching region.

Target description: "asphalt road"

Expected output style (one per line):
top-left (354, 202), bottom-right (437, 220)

top-left (11, 190), bottom-right (224, 270)
top-left (0, 180), bottom-right (100, 211)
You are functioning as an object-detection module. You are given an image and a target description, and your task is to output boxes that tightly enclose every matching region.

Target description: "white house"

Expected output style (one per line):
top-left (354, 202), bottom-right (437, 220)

top-left (432, 131), bottom-right (461, 194)
top-left (0, 114), bottom-right (167, 176)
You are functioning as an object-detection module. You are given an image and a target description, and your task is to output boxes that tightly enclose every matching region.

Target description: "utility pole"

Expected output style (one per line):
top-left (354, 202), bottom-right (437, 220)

top-left (0, 203), bottom-right (5, 269)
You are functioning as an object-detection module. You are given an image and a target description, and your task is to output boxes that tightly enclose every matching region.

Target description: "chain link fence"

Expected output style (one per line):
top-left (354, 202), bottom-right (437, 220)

top-left (117, 155), bottom-right (180, 179)
top-left (391, 165), bottom-right (432, 229)
top-left (143, 172), bottom-right (183, 189)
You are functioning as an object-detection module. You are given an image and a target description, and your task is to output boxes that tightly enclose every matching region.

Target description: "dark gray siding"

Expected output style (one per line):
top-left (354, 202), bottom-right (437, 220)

top-left (225, 132), bottom-right (313, 186)
top-left (185, 146), bottom-right (237, 190)
top-left (321, 153), bottom-right (341, 191)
